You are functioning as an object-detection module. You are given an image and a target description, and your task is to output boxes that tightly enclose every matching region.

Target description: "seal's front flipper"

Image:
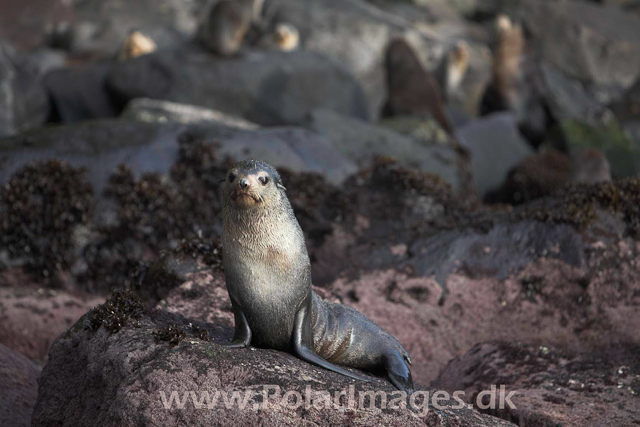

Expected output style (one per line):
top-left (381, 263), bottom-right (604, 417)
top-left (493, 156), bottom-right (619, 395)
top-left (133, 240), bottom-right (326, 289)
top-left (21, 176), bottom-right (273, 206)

top-left (293, 297), bottom-right (370, 383)
top-left (385, 351), bottom-right (414, 392)
top-left (222, 304), bottom-right (252, 348)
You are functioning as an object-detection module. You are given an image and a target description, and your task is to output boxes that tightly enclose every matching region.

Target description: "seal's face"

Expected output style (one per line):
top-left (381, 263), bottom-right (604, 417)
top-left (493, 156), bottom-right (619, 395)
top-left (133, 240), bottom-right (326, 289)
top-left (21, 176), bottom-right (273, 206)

top-left (223, 160), bottom-right (284, 210)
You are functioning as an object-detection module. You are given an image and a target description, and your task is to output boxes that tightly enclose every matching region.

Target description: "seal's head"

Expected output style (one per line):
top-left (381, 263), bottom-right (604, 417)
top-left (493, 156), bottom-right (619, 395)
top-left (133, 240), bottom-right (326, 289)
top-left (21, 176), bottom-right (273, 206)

top-left (222, 160), bottom-right (286, 209)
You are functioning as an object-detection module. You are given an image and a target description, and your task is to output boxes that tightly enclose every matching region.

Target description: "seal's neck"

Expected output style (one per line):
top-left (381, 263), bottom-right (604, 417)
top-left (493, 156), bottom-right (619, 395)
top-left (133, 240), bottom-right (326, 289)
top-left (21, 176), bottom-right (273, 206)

top-left (222, 196), bottom-right (302, 255)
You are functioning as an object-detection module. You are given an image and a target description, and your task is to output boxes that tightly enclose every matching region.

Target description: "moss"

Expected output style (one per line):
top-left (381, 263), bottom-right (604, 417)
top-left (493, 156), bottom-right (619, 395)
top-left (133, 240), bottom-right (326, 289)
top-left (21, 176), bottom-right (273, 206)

top-left (153, 324), bottom-right (186, 345)
top-left (87, 289), bottom-right (147, 333)
top-left (0, 159), bottom-right (93, 281)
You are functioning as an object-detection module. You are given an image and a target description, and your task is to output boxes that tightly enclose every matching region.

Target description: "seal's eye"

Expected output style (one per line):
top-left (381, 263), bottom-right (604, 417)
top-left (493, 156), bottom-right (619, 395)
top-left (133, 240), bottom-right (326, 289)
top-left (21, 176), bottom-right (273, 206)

top-left (259, 176), bottom-right (269, 186)
top-left (228, 173), bottom-right (236, 183)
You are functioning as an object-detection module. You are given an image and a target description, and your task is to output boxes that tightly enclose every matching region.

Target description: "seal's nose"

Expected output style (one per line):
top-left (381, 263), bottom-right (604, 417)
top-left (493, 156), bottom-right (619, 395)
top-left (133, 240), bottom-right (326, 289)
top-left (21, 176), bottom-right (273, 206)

top-left (239, 178), bottom-right (249, 189)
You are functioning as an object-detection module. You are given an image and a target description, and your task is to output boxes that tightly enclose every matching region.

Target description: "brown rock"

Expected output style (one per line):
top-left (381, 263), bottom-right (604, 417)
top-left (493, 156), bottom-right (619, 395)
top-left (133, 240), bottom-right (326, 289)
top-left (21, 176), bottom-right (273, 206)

top-left (434, 341), bottom-right (640, 426)
top-left (0, 287), bottom-right (103, 364)
top-left (32, 291), bottom-right (514, 427)
top-left (0, 343), bottom-right (40, 427)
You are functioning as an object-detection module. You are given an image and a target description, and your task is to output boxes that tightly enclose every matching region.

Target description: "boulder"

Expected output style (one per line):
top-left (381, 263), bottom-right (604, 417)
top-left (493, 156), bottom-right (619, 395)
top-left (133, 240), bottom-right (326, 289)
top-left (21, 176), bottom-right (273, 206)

top-left (0, 44), bottom-right (50, 137)
top-left (32, 289), bottom-right (515, 427)
top-left (0, 287), bottom-right (104, 364)
top-left (0, 120), bottom-right (356, 191)
top-left (44, 62), bottom-right (119, 123)
top-left (0, 344), bottom-right (40, 427)
top-left (307, 110), bottom-right (460, 189)
top-left (506, 0), bottom-right (640, 91)
top-left (263, 0), bottom-right (442, 117)
top-left (106, 48), bottom-right (369, 126)
top-left (456, 112), bottom-right (534, 197)
top-left (434, 341), bottom-right (640, 426)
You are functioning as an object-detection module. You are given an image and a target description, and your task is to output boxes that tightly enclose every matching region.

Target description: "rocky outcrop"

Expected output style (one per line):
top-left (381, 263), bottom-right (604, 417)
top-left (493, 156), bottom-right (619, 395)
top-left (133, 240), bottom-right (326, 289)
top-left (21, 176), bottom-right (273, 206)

top-left (32, 289), bottom-right (515, 427)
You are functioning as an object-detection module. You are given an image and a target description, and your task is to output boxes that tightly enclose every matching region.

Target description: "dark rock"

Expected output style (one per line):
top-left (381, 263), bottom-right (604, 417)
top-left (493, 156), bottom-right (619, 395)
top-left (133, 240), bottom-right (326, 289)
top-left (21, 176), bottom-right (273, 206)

top-left (262, 0), bottom-right (442, 117)
top-left (106, 48), bottom-right (369, 126)
top-left (31, 288), bottom-right (515, 427)
top-left (0, 44), bottom-right (50, 137)
top-left (434, 341), bottom-right (640, 426)
top-left (0, 119), bottom-right (355, 190)
top-left (485, 149), bottom-right (612, 205)
top-left (457, 112), bottom-right (534, 197)
top-left (306, 109), bottom-right (461, 189)
top-left (506, 0), bottom-right (640, 91)
top-left (0, 343), bottom-right (40, 427)
top-left (44, 61), bottom-right (119, 123)
top-left (405, 220), bottom-right (584, 285)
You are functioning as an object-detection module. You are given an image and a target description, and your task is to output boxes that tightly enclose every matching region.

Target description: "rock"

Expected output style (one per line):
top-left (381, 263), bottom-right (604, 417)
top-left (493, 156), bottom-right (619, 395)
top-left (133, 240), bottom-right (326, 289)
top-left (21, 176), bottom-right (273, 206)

top-left (380, 115), bottom-right (452, 146)
top-left (0, 343), bottom-right (40, 427)
top-left (485, 149), bottom-right (612, 205)
top-left (456, 112), bottom-right (534, 197)
top-left (558, 119), bottom-right (640, 178)
top-left (538, 61), bottom-right (610, 125)
top-left (434, 341), bottom-right (640, 426)
top-left (0, 119), bottom-right (355, 189)
top-left (49, 0), bottom-right (198, 58)
top-left (0, 43), bottom-right (50, 137)
top-left (44, 62), bottom-right (119, 123)
top-left (121, 98), bottom-right (260, 129)
top-left (32, 290), bottom-right (515, 427)
top-left (506, 0), bottom-right (640, 91)
top-left (0, 0), bottom-right (74, 51)
top-left (324, 230), bottom-right (640, 384)
top-left (106, 48), bottom-right (369, 126)
top-left (263, 0), bottom-right (443, 118)
top-left (306, 109), bottom-right (460, 189)
top-left (0, 287), bottom-right (104, 364)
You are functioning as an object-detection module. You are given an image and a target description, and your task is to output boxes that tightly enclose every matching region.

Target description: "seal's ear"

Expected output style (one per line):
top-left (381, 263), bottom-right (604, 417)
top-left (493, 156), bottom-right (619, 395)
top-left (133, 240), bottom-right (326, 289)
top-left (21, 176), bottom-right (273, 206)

top-left (218, 178), bottom-right (226, 183)
top-left (277, 183), bottom-right (287, 192)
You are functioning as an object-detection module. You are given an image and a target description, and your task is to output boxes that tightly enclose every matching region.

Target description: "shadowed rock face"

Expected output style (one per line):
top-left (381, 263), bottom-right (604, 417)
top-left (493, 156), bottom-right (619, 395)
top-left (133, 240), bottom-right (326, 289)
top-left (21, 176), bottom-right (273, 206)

top-left (31, 283), bottom-right (515, 427)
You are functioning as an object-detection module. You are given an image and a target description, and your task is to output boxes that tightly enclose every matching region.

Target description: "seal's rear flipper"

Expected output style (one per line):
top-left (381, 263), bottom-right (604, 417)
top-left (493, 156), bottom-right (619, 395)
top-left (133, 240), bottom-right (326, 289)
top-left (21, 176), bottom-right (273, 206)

top-left (386, 351), bottom-right (414, 392)
top-left (293, 296), bottom-right (370, 383)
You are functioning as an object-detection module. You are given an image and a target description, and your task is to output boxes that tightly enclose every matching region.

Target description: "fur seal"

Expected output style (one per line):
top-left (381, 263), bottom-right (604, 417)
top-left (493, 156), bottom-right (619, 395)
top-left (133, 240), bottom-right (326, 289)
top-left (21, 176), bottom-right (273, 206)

top-left (436, 41), bottom-right (470, 102)
top-left (220, 160), bottom-right (413, 391)
top-left (480, 14), bottom-right (551, 147)
top-left (199, 0), bottom-right (256, 56)
top-left (118, 31), bottom-right (157, 61)
top-left (381, 38), bottom-right (454, 136)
